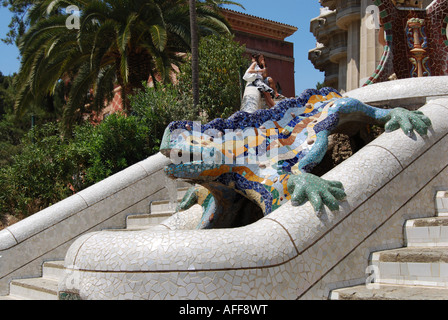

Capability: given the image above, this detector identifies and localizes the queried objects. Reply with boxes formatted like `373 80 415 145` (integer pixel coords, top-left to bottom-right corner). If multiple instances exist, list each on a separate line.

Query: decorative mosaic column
443 16 448 46
407 17 430 77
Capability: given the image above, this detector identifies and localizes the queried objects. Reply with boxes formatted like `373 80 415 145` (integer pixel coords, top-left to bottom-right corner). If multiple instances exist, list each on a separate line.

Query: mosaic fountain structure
364 0 448 85
0 0 448 300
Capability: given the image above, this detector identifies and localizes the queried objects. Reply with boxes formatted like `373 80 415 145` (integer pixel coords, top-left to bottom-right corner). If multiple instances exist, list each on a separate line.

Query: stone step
150 200 179 214
126 213 174 229
330 191 448 300
42 260 66 280
372 247 448 287
0 260 65 300
436 191 448 216
406 217 448 247
150 187 190 213
9 277 59 300
330 284 448 300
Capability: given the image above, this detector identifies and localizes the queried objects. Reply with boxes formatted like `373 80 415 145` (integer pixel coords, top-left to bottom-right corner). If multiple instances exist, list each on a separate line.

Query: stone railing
0 152 172 295
347 76 448 108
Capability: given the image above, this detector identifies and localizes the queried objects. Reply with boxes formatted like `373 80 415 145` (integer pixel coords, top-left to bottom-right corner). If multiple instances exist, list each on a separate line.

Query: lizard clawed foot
176 187 199 212
287 173 346 213
383 108 432 137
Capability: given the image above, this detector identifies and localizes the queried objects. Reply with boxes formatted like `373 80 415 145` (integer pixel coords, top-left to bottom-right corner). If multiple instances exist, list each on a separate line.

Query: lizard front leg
382 108 432 137
287 173 346 213
176 186 218 229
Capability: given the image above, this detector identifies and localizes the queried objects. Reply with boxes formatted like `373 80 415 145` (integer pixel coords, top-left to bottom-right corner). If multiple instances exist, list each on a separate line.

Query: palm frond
149 24 168 52
15 0 238 123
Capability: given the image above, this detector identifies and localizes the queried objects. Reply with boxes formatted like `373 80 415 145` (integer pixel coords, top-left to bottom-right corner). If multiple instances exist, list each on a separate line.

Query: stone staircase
126 186 189 230
0 186 190 300
3 189 447 300
331 191 448 300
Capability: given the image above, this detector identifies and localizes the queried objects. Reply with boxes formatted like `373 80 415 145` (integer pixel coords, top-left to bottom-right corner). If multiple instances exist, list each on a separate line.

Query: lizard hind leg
176 186 218 229
177 183 265 230
200 182 264 229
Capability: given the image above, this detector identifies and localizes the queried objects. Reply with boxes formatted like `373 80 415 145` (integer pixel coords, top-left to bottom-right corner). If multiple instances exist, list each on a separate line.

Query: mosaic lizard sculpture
160 88 431 229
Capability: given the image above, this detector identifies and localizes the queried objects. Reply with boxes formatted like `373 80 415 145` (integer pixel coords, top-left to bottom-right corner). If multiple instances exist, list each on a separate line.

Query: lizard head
160 121 229 183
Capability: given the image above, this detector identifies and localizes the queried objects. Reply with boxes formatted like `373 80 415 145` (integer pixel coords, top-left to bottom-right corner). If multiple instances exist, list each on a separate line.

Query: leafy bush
0 123 76 217
78 113 152 185
130 83 201 154
177 34 249 121
0 113 153 219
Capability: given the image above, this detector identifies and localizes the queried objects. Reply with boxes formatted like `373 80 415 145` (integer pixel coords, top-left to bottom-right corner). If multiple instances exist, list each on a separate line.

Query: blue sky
0 1 325 96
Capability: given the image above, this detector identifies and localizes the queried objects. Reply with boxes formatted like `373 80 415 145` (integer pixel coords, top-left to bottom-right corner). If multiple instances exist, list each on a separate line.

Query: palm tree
189 0 244 110
189 0 200 108
14 0 238 126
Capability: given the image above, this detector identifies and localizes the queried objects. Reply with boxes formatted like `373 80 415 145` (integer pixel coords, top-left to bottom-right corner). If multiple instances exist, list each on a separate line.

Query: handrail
347 76 448 107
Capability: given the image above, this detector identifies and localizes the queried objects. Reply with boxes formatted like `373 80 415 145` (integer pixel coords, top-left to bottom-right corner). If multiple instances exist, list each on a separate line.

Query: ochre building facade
222 9 298 98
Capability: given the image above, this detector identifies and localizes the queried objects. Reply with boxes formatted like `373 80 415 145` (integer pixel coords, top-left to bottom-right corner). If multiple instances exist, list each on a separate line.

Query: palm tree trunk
189 0 199 109
115 62 129 113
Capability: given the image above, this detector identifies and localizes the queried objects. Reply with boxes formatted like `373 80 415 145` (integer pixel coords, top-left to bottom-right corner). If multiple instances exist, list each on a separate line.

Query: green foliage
0 116 25 167
0 113 154 219
0 123 75 217
1 0 33 45
78 113 152 185
0 3 247 223
13 0 236 127
177 34 249 120
0 73 68 167
316 81 325 90
130 83 201 154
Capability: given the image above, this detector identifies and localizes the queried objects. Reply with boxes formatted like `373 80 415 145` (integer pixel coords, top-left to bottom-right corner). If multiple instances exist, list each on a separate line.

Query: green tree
13 0 236 127
177 34 249 120
1 0 34 45
316 81 325 90
0 71 15 117
77 113 152 185
189 1 244 111
0 72 68 167
0 72 24 166
0 116 25 167
0 123 76 217
189 0 200 108
0 113 155 219
130 83 201 153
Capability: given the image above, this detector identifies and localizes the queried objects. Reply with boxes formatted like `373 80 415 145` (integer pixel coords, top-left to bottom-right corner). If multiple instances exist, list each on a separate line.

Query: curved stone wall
346 76 448 107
